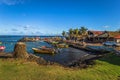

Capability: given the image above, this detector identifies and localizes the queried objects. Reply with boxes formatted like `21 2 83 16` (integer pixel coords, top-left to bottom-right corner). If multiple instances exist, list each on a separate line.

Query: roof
97 31 120 38
88 31 103 35
114 35 120 39
108 32 120 37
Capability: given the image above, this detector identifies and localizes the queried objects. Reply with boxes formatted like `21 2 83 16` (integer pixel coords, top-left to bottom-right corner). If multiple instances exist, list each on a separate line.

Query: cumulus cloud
0 0 25 5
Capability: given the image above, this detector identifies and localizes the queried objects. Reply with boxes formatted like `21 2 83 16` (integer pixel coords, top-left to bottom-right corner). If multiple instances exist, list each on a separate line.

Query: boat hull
56 44 69 48
32 48 55 54
0 46 5 52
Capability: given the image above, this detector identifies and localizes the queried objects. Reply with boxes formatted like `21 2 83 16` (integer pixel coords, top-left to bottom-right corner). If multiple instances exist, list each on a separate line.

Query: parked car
115 42 120 47
103 41 120 47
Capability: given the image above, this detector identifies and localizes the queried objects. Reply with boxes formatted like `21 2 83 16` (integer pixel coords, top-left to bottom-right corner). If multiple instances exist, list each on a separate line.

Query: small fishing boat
32 46 55 54
56 43 69 48
51 41 59 44
0 46 5 52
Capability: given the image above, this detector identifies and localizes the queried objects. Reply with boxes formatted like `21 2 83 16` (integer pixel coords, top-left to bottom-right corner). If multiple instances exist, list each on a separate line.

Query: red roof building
114 35 120 39
88 31 104 37
114 35 120 43
91 31 103 35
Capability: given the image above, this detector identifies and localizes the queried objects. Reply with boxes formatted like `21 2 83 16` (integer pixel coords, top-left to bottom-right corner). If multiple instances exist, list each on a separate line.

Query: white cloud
0 0 25 5
11 28 18 31
0 24 59 35
103 25 110 28
23 25 31 30
14 24 44 35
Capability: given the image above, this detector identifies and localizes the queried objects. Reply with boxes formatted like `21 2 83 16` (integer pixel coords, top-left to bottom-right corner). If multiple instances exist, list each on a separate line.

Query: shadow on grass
99 53 120 66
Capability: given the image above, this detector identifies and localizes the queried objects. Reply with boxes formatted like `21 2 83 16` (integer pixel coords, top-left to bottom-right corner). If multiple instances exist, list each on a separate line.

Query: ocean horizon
0 35 62 37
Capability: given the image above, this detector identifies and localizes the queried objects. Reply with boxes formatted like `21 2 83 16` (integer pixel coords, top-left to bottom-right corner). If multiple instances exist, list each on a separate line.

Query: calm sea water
0 35 92 65
0 35 61 53
0 35 67 64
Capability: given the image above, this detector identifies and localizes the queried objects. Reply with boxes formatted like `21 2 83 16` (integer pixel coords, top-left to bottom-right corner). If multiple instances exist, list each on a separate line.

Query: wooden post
13 42 29 58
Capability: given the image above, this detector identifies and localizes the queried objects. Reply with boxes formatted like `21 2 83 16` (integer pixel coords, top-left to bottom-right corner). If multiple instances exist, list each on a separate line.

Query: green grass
0 54 120 80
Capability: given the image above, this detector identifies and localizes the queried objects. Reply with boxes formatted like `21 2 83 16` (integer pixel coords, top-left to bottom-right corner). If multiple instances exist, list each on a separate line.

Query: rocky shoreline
18 37 40 42
0 42 102 68
1 39 119 68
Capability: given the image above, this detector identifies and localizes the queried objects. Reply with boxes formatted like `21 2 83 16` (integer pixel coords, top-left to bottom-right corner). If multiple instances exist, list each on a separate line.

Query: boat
52 41 59 44
56 43 69 48
0 46 5 52
51 41 59 45
32 46 55 54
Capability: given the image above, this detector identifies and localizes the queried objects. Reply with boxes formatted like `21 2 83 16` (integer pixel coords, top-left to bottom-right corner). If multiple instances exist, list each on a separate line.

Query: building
87 30 104 42
86 31 120 43
98 31 120 42
88 30 103 37
114 35 120 43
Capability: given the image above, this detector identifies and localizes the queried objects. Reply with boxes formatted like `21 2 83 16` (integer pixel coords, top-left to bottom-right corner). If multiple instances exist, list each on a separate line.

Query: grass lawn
0 54 120 80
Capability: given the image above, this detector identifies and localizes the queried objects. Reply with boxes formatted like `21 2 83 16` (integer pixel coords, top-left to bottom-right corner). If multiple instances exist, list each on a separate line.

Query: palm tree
79 26 88 35
74 28 79 36
69 28 74 40
73 28 79 41
62 31 66 37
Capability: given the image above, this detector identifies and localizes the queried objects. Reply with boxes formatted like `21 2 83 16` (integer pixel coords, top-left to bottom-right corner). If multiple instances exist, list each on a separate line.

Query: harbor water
0 35 95 65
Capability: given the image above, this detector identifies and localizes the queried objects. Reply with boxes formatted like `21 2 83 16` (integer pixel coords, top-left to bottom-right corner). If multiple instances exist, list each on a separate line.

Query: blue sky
0 0 120 35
